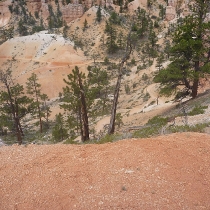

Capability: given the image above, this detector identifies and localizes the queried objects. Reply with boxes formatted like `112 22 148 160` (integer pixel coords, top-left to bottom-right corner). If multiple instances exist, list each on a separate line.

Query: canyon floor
0 132 210 209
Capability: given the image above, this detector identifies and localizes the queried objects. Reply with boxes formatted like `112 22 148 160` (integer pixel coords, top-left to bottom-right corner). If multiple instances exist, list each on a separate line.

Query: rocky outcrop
0 0 11 27
168 0 177 7
61 0 84 23
26 0 42 13
61 0 113 23
0 0 114 27
105 0 113 7
40 1 50 20
165 5 176 21
165 0 192 21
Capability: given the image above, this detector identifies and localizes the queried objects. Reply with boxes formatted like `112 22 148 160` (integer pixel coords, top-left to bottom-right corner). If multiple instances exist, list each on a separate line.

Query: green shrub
188 105 208 116
104 57 109 65
149 100 156 106
132 126 160 138
96 134 115 144
124 84 130 94
132 116 168 138
143 92 150 102
147 116 168 126
168 123 209 133
142 73 149 81
131 58 136 65
133 83 137 89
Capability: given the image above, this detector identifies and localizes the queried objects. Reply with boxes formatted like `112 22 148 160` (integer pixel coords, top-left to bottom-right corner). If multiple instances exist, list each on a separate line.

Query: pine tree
154 0 210 99
18 19 28 36
108 25 133 134
88 66 111 115
109 11 120 24
83 19 88 31
61 66 90 141
52 113 68 142
26 73 50 133
105 21 118 53
0 70 32 144
117 31 125 49
159 4 165 20
96 5 102 23
156 54 164 71
134 7 151 39
148 25 157 48
41 93 51 129
164 40 171 59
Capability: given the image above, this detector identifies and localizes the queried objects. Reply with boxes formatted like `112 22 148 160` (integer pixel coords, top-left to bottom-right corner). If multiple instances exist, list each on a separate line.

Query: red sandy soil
0 132 210 210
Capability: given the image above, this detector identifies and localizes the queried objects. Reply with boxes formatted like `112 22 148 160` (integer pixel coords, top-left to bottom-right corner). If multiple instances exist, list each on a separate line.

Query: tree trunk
108 27 133 135
78 107 84 141
78 74 89 141
34 85 43 133
192 61 200 98
192 78 199 98
108 67 122 134
15 117 22 145
102 87 108 112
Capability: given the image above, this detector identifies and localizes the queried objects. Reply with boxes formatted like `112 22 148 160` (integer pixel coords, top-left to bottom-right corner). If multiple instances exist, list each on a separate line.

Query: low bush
188 105 208 116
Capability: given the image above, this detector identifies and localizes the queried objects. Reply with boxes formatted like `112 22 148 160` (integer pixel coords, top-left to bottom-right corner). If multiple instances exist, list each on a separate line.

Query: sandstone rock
0 0 11 27
165 5 176 21
61 2 84 23
0 0 113 28
40 1 50 20
168 0 177 7
26 0 42 13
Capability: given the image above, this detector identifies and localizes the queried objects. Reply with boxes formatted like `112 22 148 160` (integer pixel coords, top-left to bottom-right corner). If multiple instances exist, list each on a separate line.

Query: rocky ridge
0 0 198 28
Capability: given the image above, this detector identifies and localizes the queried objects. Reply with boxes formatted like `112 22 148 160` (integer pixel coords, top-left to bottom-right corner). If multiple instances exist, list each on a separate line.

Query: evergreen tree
96 5 102 23
88 66 111 115
159 4 166 20
34 11 39 19
61 66 90 141
164 40 171 59
57 3 62 17
134 7 151 38
26 73 50 133
154 0 210 98
147 0 153 9
0 70 32 144
115 113 123 128
156 54 164 71
148 29 157 48
41 93 51 129
83 19 88 31
117 31 125 49
109 11 120 24
105 21 118 53
52 113 68 142
63 22 69 38
108 25 133 134
18 19 28 36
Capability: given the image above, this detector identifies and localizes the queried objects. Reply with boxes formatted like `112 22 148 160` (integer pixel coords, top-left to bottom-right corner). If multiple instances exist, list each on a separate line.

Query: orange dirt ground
0 132 210 210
